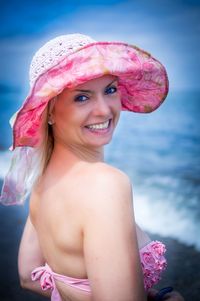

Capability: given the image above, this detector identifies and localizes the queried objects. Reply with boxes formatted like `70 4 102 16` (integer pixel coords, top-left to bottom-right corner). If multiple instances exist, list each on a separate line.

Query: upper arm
18 215 45 282
82 168 146 301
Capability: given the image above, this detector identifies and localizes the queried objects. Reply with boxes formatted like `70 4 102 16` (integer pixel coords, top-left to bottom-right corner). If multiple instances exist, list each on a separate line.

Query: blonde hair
41 115 54 175
41 97 56 174
32 98 56 188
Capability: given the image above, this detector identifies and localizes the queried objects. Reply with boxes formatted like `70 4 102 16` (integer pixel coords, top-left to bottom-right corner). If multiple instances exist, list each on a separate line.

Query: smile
85 120 110 130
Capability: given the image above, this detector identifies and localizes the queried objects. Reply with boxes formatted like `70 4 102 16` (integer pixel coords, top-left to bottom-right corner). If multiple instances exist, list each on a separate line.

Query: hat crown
29 33 96 86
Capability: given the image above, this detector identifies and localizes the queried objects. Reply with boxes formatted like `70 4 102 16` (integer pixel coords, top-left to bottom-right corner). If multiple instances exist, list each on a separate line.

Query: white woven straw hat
29 34 96 87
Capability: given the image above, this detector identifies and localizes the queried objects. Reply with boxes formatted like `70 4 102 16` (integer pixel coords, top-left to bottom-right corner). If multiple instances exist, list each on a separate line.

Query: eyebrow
73 79 118 93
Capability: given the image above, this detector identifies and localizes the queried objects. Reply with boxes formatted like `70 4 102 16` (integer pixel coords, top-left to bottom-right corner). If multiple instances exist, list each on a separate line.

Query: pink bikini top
32 240 167 301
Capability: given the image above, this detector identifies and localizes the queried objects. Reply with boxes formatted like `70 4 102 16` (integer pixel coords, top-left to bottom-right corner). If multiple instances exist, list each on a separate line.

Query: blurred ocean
0 87 200 250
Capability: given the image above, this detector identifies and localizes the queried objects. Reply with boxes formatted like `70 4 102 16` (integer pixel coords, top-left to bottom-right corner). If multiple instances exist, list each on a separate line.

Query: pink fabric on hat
0 147 38 205
13 42 168 149
31 241 167 300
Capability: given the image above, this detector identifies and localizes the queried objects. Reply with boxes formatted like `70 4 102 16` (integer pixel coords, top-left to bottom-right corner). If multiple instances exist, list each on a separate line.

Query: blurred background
0 0 200 300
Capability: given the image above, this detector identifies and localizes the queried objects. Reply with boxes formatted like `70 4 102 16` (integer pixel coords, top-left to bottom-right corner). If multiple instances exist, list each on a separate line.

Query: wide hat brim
12 41 168 149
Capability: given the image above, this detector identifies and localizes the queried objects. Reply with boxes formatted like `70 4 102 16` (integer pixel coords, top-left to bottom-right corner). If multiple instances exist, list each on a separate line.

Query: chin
87 136 113 148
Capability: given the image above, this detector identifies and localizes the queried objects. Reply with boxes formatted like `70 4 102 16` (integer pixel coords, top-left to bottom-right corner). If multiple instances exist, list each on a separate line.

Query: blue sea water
0 88 200 250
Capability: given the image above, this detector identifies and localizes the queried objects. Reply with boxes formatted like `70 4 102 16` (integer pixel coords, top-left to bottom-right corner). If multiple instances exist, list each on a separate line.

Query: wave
134 192 200 251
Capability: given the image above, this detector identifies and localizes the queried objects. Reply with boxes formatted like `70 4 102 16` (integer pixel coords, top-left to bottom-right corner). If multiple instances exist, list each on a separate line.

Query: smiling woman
0 33 184 301
50 76 121 154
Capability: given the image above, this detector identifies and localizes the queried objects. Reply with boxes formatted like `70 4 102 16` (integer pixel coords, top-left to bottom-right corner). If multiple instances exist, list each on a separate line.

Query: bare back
30 161 95 300
30 161 149 300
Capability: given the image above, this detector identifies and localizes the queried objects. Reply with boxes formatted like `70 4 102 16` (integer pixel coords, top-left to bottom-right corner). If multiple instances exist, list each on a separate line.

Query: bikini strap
32 263 62 301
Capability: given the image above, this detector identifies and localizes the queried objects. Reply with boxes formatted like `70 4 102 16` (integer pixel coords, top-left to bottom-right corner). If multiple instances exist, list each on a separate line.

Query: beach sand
0 191 199 301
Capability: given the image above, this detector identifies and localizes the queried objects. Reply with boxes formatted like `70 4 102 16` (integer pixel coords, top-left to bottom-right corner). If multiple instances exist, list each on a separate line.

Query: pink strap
32 263 91 301
32 263 62 301
31 241 167 297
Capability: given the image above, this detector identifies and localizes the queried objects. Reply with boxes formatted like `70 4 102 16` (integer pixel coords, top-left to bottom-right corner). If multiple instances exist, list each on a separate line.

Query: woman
1 34 184 301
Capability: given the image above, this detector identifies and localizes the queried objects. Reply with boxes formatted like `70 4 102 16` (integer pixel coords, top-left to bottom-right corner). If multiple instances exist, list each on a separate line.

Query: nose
93 93 111 117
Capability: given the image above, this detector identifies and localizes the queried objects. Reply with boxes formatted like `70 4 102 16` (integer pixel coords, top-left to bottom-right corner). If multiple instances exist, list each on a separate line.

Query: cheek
114 95 122 113
54 101 72 122
112 97 121 126
55 107 85 131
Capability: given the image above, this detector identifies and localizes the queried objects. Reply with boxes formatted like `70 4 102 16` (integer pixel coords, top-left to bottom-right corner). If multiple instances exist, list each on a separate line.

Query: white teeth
86 120 110 130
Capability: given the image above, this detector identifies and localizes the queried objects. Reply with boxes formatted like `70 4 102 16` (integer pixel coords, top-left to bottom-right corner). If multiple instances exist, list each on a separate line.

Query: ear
48 97 57 125
48 97 57 114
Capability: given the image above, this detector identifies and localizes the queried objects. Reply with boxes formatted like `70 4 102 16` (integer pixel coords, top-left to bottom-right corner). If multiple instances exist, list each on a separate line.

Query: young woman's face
51 75 121 150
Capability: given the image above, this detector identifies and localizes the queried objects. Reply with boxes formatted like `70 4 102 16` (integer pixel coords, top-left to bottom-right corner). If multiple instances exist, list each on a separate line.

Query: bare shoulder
81 162 133 218
88 162 132 189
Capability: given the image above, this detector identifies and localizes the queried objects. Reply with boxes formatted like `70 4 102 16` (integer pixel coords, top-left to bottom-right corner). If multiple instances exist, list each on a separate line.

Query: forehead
57 74 118 100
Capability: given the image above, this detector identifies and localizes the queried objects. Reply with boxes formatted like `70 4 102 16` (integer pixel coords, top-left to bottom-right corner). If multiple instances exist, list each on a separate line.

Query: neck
50 141 104 168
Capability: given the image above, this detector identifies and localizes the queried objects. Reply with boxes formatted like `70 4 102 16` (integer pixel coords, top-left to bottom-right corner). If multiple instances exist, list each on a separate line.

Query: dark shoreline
0 193 200 300
149 233 200 301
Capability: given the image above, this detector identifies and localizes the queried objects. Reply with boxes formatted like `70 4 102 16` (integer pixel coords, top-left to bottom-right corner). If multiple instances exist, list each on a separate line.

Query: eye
74 94 89 103
105 86 117 95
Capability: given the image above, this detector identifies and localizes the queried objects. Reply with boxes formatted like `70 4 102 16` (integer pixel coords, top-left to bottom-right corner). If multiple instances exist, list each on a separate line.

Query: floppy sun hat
0 33 169 205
